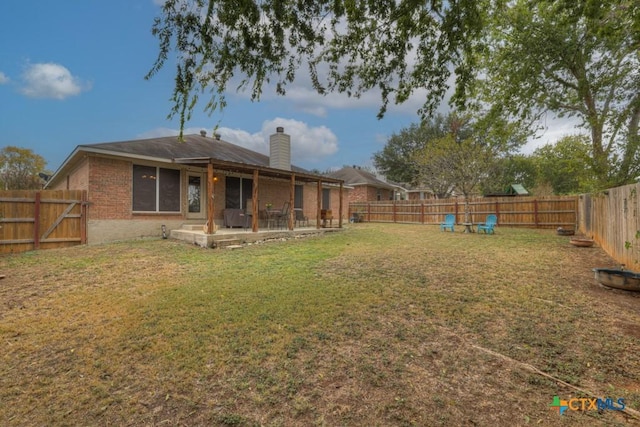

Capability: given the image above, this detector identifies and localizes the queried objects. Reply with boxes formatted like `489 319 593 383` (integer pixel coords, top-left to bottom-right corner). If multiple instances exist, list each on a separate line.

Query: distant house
46 128 345 244
327 166 406 202
404 183 436 201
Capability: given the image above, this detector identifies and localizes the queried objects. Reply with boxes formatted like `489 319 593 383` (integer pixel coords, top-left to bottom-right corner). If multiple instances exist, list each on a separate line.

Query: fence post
534 199 539 228
33 192 41 250
421 202 425 224
367 202 371 222
455 201 459 223
393 200 397 223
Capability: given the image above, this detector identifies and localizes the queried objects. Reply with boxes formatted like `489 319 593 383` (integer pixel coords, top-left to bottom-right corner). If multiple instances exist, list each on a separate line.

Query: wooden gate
0 190 87 254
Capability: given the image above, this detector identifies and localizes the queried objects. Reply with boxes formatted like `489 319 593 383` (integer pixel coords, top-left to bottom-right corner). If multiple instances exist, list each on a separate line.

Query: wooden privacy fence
0 190 87 254
578 183 640 271
349 196 578 229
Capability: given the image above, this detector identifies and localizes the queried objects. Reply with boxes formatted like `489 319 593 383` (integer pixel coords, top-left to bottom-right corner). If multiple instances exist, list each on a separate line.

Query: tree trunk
617 97 640 184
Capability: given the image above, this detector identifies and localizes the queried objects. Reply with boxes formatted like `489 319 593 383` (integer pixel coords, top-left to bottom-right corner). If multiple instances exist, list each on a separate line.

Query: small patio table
263 209 281 230
462 222 475 233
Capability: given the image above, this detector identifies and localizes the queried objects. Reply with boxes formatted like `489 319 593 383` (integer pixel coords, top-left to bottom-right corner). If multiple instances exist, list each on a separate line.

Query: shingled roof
327 166 397 190
80 133 310 173
49 133 342 186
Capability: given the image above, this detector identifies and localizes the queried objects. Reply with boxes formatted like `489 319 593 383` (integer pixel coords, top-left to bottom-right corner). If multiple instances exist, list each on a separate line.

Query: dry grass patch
1 224 639 426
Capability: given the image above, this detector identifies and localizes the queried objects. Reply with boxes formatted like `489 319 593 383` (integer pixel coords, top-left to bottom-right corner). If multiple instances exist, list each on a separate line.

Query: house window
322 188 331 208
188 175 201 213
294 184 303 209
132 165 181 212
225 176 253 209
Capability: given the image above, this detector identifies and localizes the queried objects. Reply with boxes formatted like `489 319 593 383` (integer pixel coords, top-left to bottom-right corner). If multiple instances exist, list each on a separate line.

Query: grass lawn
1 223 639 426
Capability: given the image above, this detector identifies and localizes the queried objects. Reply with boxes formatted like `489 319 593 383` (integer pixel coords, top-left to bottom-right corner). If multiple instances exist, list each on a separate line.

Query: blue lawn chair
477 214 497 234
440 214 455 232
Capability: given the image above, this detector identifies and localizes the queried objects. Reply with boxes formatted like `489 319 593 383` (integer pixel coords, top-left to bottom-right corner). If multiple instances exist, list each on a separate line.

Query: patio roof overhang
173 157 343 185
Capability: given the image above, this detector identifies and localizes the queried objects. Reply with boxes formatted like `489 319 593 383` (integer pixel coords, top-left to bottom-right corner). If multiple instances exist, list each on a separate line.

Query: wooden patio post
316 180 322 229
338 182 343 228
289 174 295 230
252 170 259 232
207 163 215 234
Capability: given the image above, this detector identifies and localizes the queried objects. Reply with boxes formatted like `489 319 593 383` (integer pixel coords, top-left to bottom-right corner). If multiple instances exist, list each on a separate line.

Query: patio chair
276 202 290 229
321 209 333 228
440 214 455 232
477 214 497 234
295 208 309 227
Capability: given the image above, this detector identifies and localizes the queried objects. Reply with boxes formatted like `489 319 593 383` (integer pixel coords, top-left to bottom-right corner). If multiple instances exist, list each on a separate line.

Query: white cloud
217 118 340 164
261 118 339 162
0 72 9 84
20 63 89 99
215 127 266 153
139 118 339 165
521 115 585 154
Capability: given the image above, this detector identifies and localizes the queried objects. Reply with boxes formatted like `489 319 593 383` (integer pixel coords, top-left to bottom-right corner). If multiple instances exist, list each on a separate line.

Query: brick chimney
269 127 291 170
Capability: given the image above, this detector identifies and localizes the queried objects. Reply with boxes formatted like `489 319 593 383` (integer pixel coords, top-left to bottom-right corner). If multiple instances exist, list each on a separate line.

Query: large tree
530 134 596 195
372 114 473 185
481 154 537 196
147 0 483 135
0 146 48 190
413 132 498 220
476 0 640 187
148 0 638 189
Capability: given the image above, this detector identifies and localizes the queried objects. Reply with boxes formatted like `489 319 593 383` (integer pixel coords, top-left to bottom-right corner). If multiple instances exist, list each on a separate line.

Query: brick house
405 184 436 200
328 166 406 203
46 128 345 244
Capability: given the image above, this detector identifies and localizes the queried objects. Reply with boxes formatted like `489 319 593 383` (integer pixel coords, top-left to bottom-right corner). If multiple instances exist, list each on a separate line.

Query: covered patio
173 156 345 235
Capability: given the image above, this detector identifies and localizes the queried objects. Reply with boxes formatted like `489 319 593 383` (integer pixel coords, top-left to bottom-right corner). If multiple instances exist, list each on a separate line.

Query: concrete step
215 238 242 249
181 224 207 231
170 228 215 248
225 244 244 250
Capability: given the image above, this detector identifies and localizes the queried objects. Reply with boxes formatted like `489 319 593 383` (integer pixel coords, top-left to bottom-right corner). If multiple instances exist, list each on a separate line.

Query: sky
0 1 580 176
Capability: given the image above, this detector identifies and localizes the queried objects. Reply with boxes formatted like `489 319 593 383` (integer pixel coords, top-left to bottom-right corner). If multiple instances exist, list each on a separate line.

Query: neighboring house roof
402 182 434 193
48 133 340 187
327 166 401 191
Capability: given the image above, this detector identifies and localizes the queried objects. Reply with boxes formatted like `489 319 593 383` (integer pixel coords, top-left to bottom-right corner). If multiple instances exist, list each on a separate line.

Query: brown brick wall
346 185 393 203
349 186 369 203
49 158 90 191
88 157 133 220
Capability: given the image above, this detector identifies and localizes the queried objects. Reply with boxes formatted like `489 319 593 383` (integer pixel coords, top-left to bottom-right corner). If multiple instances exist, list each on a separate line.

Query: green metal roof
508 184 529 195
